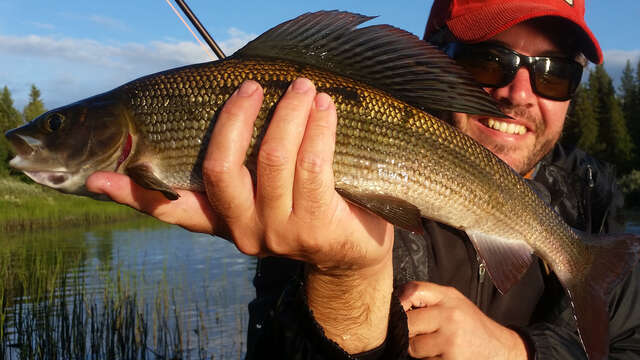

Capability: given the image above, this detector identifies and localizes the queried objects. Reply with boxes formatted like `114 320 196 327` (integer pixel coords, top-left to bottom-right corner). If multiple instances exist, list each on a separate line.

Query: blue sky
1 0 639 111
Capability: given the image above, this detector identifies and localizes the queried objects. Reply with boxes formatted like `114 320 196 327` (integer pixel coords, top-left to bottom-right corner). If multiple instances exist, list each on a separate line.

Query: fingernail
314 93 331 110
237 81 258 97
291 78 312 93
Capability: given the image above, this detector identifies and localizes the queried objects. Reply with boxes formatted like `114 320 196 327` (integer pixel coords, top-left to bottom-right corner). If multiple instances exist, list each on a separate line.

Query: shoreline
0 176 143 232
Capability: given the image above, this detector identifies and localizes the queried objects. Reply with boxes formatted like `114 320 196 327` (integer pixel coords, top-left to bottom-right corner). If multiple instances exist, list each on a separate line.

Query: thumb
398 281 448 311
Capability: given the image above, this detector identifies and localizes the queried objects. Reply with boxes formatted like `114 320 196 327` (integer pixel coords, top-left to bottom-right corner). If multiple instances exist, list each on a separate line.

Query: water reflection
1 217 255 358
2 213 640 359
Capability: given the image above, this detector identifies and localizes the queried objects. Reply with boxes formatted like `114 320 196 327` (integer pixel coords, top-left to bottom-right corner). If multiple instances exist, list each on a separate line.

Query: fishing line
164 0 216 60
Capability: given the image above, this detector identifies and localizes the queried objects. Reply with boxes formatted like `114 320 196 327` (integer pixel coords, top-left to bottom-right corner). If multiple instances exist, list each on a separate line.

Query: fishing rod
166 0 226 60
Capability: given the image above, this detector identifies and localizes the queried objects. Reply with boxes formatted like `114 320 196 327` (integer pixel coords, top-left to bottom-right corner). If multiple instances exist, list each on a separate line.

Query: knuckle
258 145 290 172
297 152 327 177
263 229 289 256
234 239 261 256
449 307 465 323
202 158 234 179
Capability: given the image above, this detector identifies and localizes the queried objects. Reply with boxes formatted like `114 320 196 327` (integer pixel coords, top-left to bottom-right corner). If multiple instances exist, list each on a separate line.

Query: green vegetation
562 60 640 207
22 85 47 123
0 177 139 231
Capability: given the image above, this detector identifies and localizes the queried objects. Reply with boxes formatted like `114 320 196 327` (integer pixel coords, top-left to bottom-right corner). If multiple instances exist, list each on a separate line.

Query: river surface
2 212 640 359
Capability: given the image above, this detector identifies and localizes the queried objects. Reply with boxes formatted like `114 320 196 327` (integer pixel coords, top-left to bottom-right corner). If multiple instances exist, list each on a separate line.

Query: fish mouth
8 156 71 188
478 117 529 136
23 170 71 187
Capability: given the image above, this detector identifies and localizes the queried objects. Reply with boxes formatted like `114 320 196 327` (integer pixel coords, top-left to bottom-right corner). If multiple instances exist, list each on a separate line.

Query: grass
0 176 140 231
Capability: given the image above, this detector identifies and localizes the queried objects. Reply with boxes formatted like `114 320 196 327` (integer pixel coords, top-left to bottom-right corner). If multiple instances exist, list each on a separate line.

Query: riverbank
0 177 141 232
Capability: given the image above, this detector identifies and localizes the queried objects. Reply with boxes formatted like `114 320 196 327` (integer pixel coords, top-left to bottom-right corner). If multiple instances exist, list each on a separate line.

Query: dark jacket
245 143 640 359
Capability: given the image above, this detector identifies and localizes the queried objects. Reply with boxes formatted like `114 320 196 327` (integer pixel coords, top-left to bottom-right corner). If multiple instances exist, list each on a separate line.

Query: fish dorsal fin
466 230 534 294
336 188 424 234
233 11 505 118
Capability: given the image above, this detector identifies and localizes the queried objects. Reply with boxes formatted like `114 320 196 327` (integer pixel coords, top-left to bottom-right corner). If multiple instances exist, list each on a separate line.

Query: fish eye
45 113 64 132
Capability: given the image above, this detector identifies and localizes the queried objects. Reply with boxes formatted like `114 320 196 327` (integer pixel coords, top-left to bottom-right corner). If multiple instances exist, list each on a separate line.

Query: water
2 213 640 359
1 217 255 358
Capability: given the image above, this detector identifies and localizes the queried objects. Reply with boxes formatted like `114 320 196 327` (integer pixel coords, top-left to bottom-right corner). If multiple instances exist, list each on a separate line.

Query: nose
490 67 537 106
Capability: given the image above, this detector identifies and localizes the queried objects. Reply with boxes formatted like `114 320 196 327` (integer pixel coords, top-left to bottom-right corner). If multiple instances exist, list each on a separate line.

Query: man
86 0 639 358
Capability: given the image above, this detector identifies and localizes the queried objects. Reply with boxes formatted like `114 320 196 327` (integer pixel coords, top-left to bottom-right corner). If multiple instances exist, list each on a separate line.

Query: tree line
563 60 640 206
1 63 640 205
0 85 46 177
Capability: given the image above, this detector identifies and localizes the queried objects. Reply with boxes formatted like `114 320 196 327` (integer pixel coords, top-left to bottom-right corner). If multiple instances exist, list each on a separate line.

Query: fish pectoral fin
336 188 424 234
466 230 534 294
126 163 180 200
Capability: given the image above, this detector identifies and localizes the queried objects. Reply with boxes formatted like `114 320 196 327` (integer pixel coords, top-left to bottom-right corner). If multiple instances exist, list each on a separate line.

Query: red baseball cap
424 0 603 64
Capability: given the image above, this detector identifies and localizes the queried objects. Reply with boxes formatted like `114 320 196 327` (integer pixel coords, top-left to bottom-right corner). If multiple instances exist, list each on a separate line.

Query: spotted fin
126 163 179 200
336 188 424 234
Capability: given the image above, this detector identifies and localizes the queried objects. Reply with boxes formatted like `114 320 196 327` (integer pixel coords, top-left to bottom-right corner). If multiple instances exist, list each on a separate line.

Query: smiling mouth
481 118 527 135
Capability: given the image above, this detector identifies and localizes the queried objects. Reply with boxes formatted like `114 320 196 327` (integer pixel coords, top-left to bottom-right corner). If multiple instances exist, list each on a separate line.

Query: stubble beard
490 104 556 175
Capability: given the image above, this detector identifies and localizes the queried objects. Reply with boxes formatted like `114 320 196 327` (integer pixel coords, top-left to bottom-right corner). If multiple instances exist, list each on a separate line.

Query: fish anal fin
466 230 534 294
558 232 640 360
336 188 423 234
126 163 180 200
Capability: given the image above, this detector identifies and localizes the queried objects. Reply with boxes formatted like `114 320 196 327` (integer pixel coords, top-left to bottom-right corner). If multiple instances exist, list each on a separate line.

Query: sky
1 0 639 111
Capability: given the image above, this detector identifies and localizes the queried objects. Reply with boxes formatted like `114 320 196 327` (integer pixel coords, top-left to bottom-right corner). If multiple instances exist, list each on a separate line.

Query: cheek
538 100 570 137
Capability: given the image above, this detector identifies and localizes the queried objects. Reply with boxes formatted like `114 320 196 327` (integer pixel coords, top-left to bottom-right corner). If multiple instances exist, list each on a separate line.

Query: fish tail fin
557 232 640 360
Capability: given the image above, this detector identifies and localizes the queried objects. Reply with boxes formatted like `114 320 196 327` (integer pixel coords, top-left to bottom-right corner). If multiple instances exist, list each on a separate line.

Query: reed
0 246 248 359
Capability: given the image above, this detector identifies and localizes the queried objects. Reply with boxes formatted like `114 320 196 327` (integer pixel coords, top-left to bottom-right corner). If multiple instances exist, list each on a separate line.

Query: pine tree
0 86 22 177
22 84 46 122
620 60 636 118
632 59 640 170
589 65 634 173
0 86 21 131
563 84 603 153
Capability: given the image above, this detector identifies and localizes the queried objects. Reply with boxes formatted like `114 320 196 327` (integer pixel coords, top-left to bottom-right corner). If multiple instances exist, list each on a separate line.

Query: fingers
406 306 441 337
409 331 447 359
86 171 216 233
292 92 338 222
203 80 263 250
256 78 317 227
398 281 449 311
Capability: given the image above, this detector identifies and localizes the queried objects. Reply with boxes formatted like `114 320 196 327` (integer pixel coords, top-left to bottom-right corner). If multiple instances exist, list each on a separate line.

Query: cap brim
446 2 602 64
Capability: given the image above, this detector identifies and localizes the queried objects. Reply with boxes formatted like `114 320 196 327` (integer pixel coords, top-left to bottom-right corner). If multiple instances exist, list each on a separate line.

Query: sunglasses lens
453 46 514 87
447 43 582 101
532 58 582 100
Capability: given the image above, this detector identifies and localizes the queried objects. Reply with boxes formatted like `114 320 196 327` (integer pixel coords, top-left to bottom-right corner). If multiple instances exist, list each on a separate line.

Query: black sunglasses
442 42 584 101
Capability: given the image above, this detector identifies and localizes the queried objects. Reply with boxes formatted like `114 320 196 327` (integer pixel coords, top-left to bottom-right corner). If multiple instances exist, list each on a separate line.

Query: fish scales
125 57 592 279
6 11 640 360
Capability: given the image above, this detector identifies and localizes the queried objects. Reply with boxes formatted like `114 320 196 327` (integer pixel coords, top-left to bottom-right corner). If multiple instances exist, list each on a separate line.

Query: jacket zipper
585 165 594 233
476 255 487 307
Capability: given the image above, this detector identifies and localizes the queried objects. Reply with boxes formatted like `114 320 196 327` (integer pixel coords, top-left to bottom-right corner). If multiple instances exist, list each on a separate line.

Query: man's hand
86 78 394 353
398 281 528 360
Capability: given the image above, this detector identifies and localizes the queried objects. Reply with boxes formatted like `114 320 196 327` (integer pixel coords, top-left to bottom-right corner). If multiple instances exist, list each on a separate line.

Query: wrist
305 251 393 354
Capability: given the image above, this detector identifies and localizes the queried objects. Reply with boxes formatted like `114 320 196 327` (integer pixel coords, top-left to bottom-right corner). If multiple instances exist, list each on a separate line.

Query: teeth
486 119 526 135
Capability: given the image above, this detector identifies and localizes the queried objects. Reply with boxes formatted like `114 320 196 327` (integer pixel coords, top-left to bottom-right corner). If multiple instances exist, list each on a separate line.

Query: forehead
489 17 581 57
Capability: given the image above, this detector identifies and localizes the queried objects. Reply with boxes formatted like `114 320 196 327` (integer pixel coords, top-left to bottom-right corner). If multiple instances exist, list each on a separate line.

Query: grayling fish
5 11 639 359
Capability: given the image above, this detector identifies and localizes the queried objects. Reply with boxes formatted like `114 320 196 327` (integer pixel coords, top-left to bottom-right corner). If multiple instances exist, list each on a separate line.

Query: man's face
451 20 574 175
